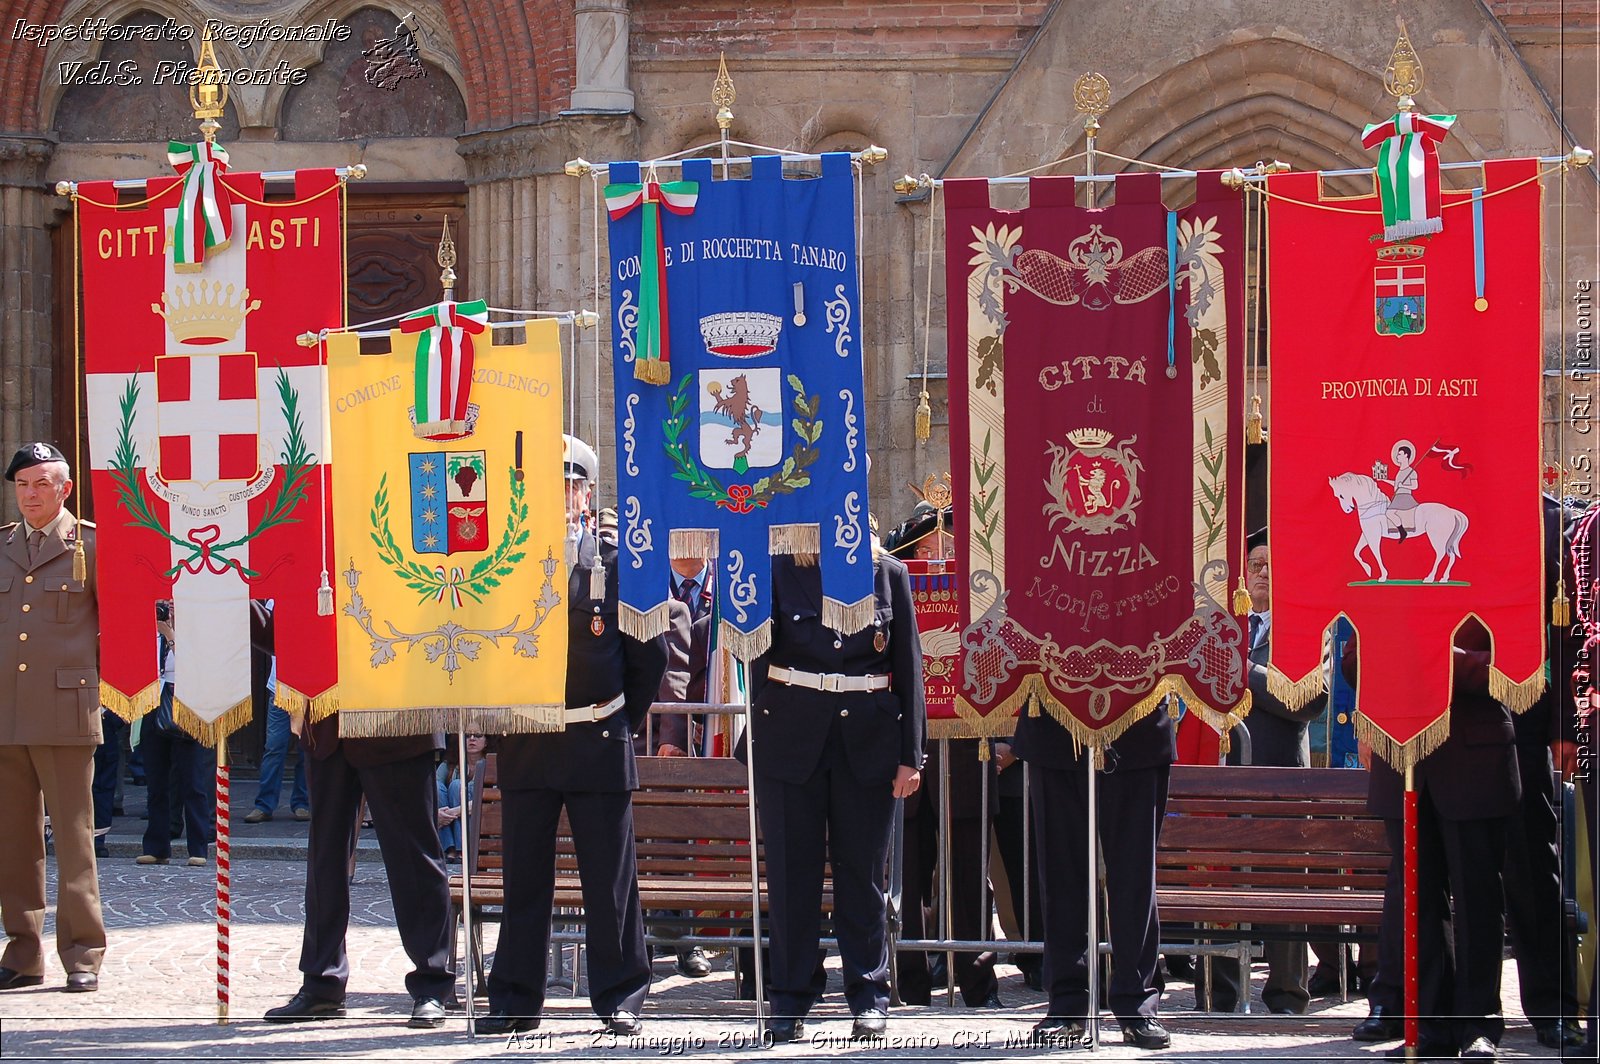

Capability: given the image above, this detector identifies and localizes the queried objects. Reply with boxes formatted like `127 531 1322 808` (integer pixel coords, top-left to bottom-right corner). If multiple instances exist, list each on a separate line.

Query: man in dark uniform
477 435 668 1036
0 444 105 993
1014 705 1175 1049
1352 619 1520 1061
749 549 926 1042
263 719 454 1027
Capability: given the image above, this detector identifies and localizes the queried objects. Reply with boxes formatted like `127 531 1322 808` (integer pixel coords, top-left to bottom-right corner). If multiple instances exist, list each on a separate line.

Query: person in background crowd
245 601 309 825
477 435 668 1037
0 444 105 993
136 601 213 867
436 734 487 860
90 707 127 859
744 543 925 1043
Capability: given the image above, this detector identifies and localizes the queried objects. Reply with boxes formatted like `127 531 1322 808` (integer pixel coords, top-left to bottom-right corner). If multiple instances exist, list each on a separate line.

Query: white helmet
562 434 599 482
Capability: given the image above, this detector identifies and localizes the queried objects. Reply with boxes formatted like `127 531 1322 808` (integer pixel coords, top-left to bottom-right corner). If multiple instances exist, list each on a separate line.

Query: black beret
5 442 67 482
1246 525 1268 552
884 502 956 559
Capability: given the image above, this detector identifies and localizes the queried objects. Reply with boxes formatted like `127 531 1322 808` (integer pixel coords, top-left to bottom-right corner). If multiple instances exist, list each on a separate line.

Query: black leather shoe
1460 1037 1496 1060
64 972 97 993
0 967 43 990
1022 967 1044 991
1031 1016 1085 1043
264 990 346 1023
766 1017 805 1043
1385 1038 1458 1061
408 997 446 1029
675 946 712 978
1353 1006 1403 1043
1534 1021 1586 1049
473 1011 539 1035
851 1008 888 1039
606 1011 642 1036
974 990 1004 1009
1121 1017 1172 1050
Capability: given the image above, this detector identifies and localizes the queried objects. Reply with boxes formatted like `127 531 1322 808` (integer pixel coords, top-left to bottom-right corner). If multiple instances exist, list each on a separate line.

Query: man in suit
1014 703 1174 1048
0 443 105 993
477 435 668 1036
1197 528 1326 1014
1352 619 1520 1061
263 718 454 1027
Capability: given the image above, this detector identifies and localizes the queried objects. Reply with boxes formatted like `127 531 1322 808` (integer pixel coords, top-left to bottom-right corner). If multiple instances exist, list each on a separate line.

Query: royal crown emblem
151 282 261 345
700 312 782 358
1375 241 1426 262
1043 429 1144 536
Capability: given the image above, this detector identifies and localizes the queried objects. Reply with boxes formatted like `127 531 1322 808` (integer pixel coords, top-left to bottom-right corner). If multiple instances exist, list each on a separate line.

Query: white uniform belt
564 692 625 724
768 665 891 694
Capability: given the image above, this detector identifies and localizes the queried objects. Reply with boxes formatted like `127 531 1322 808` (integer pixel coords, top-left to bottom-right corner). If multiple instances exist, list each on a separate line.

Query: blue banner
607 153 872 660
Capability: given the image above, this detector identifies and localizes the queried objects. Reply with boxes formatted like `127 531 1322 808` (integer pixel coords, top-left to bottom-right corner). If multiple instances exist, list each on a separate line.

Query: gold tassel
1553 585 1572 628
1233 581 1251 615
317 570 334 616
1247 395 1265 444
914 390 932 442
978 738 991 762
1218 728 1232 756
73 539 87 583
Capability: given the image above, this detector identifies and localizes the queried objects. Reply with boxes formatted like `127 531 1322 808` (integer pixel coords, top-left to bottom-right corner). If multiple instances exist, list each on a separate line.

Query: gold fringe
769 523 821 555
619 600 674 642
1265 663 1327 713
413 419 453 439
311 689 340 721
278 682 341 723
822 594 875 635
719 619 773 663
1553 587 1572 628
1232 583 1251 616
100 680 161 723
1355 710 1452 773
334 704 568 738
914 391 932 442
171 694 254 749
1490 666 1547 715
274 683 307 717
635 358 671 386
669 528 720 560
72 540 86 584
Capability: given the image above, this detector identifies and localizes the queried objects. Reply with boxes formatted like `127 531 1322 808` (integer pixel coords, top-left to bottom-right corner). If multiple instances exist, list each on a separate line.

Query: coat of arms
1374 258 1426 337
409 450 488 555
1043 428 1144 536
699 368 782 474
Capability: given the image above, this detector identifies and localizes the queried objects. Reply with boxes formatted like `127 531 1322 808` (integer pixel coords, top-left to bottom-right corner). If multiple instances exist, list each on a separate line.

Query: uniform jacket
1011 694 1176 773
308 716 441 768
1358 618 1521 820
745 553 926 786
1227 625 1329 768
0 513 101 746
497 532 668 792
651 597 696 754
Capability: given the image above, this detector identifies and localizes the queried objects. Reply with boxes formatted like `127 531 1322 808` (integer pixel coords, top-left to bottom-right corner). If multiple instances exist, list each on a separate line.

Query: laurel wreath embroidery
110 370 315 579
369 463 529 605
661 372 821 512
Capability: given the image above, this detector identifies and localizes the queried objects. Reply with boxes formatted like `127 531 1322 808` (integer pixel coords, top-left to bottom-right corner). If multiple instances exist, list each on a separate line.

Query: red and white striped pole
216 740 231 1025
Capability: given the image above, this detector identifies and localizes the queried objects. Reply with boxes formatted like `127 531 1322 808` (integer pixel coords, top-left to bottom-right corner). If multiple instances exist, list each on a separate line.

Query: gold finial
1384 21 1423 111
564 157 594 177
712 52 736 132
1073 72 1111 134
894 174 928 195
189 23 229 141
437 217 457 299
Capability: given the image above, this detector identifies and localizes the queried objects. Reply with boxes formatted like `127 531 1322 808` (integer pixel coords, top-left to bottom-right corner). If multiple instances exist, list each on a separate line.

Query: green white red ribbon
167 140 234 269
400 299 488 439
434 565 465 608
1360 112 1457 243
604 180 699 384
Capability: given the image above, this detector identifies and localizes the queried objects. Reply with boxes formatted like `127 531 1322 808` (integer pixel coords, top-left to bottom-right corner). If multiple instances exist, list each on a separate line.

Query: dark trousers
994 790 1043 977
1031 761 1167 1024
488 787 650 1020
139 722 212 861
1193 929 1309 1013
92 711 128 832
754 735 896 1019
1378 797 1509 1048
897 802 998 1006
299 748 452 1002
1503 746 1578 1027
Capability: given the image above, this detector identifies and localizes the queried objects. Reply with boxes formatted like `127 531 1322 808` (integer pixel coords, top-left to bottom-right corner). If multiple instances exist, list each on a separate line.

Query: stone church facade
0 0 1593 522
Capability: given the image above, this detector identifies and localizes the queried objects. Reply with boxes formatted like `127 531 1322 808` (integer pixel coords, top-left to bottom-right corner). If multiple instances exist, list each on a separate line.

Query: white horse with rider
1328 471 1468 583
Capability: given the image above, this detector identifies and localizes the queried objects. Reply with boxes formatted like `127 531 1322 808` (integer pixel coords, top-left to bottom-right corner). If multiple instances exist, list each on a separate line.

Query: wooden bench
1156 764 1389 1009
449 752 842 992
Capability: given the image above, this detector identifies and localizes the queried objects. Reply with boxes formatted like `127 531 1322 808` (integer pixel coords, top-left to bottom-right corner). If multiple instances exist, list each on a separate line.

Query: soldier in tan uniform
0 443 105 993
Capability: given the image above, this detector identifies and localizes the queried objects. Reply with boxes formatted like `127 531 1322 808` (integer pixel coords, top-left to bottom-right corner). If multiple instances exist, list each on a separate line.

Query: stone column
570 0 634 113
0 136 57 522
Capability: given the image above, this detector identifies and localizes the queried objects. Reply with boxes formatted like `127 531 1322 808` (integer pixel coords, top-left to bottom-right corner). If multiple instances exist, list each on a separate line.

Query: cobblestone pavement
0 855 1567 1062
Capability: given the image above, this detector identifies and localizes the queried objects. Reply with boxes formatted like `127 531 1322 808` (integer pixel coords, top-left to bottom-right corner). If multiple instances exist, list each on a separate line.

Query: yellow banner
327 322 568 736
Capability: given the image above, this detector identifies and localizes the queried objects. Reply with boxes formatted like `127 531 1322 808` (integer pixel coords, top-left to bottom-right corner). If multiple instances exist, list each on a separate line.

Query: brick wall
632 0 1055 59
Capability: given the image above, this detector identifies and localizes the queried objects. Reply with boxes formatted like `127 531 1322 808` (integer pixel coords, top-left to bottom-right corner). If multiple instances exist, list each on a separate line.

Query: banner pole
1086 748 1100 1051
459 718 475 1035
215 738 230 1026
940 738 955 1007
1404 764 1418 1060
739 677 767 1038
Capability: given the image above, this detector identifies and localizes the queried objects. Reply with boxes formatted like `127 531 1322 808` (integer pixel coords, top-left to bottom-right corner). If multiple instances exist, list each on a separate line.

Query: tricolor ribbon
167 140 234 269
400 299 489 439
1360 112 1457 243
433 565 465 609
604 179 700 385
